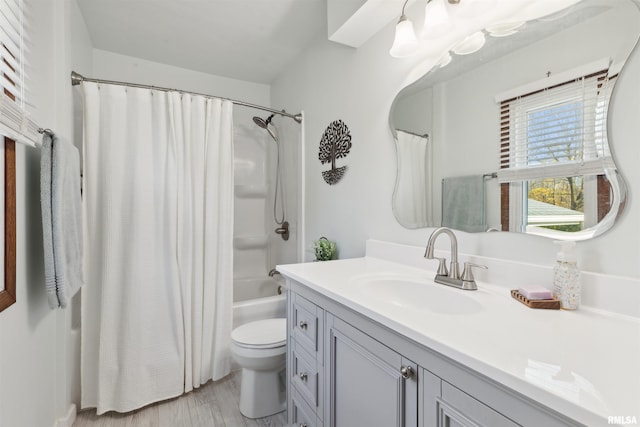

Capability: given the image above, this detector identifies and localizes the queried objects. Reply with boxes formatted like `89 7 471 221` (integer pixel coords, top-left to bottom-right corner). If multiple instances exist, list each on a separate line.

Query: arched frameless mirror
389 0 640 240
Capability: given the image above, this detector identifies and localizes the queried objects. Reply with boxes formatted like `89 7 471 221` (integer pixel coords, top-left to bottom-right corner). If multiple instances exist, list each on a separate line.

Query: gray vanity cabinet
286 282 580 427
325 313 418 427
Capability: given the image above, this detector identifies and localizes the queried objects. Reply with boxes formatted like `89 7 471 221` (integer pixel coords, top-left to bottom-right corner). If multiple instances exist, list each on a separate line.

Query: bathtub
232 276 286 329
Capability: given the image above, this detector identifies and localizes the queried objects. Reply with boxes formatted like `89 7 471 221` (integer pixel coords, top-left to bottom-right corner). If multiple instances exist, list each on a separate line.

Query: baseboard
54 404 76 427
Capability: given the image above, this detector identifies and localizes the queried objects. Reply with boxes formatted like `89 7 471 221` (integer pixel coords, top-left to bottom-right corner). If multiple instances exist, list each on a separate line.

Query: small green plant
313 237 336 261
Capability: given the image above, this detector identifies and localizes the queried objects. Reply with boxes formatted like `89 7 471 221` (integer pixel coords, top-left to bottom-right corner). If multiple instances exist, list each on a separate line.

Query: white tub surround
232 275 286 330
232 113 301 329
278 240 640 426
233 294 286 330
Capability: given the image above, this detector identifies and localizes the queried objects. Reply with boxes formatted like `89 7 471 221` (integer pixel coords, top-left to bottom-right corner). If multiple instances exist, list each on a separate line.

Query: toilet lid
231 318 287 349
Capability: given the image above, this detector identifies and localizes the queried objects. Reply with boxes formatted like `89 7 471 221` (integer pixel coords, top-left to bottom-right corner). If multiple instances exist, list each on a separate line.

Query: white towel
41 134 84 308
41 135 57 308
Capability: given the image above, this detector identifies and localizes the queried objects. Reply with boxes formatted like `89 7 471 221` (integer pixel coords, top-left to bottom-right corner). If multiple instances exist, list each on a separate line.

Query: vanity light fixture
390 0 419 58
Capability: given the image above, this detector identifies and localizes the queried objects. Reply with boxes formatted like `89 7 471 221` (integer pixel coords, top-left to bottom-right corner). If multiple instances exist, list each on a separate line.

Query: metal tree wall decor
319 119 352 185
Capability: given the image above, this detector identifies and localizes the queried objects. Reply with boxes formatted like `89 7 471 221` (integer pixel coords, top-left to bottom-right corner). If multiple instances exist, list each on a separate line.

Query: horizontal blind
0 0 39 146
498 70 614 183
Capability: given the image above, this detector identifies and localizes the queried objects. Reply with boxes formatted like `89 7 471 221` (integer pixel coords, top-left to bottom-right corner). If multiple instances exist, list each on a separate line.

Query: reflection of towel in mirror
442 175 486 233
41 134 84 309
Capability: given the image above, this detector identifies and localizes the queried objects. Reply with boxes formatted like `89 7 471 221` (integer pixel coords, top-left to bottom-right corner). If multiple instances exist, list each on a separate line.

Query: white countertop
277 255 640 426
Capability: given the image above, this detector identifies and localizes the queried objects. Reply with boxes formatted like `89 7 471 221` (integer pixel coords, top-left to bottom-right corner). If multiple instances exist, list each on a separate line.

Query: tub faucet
268 269 284 294
424 227 485 291
268 268 280 277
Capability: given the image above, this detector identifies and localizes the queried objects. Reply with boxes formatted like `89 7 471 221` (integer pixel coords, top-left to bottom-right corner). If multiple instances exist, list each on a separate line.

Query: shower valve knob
274 221 290 241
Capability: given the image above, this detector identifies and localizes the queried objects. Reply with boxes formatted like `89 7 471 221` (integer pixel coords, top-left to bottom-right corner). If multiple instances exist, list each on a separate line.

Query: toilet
230 318 287 419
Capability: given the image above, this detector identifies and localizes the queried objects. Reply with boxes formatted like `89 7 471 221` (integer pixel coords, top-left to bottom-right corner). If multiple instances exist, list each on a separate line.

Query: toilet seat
231 318 286 349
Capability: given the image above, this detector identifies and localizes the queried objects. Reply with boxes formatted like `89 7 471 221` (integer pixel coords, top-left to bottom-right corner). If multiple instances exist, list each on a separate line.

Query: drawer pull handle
299 320 308 330
300 424 307 427
299 372 308 381
400 366 414 379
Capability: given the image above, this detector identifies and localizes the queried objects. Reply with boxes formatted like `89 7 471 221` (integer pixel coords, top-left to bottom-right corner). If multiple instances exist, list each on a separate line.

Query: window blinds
497 69 615 183
0 0 39 146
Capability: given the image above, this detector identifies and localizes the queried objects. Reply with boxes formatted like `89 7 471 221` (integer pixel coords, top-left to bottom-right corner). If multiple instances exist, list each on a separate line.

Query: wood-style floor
73 370 287 427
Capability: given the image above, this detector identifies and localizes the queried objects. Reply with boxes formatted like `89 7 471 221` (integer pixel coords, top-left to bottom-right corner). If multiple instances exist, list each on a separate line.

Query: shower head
253 114 274 129
253 114 278 142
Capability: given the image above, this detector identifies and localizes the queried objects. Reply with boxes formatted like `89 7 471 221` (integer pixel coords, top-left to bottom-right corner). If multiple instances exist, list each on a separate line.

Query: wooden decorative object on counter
511 289 561 310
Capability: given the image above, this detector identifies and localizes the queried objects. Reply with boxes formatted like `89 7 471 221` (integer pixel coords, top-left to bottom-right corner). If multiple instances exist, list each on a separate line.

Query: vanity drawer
291 347 321 411
291 293 323 361
291 387 322 427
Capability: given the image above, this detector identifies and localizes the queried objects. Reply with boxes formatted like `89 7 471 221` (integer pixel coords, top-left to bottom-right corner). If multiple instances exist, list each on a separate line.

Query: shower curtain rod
396 128 428 138
70 71 303 124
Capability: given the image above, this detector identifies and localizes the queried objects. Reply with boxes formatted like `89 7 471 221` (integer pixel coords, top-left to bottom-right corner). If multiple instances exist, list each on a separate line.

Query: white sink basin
351 275 482 315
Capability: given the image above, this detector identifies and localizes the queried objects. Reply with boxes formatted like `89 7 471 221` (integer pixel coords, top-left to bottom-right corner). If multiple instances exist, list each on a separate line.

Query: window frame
0 136 15 312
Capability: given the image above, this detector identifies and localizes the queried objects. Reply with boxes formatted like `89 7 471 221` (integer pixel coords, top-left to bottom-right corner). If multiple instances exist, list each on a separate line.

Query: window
497 65 615 237
0 0 39 146
0 0 26 312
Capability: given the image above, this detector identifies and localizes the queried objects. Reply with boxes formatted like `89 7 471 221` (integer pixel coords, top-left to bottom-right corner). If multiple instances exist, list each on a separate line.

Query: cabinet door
325 314 418 427
422 374 519 427
441 382 519 427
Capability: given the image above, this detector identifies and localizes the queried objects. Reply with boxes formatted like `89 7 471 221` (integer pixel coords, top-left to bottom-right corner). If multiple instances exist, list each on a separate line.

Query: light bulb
390 16 419 58
422 0 452 39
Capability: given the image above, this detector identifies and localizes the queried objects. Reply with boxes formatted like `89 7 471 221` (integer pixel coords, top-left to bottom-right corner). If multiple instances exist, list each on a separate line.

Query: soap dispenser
552 241 580 310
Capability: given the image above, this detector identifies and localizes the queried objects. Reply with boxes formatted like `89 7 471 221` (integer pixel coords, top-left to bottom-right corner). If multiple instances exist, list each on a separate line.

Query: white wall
271 4 640 279
0 1 92 426
91 49 270 105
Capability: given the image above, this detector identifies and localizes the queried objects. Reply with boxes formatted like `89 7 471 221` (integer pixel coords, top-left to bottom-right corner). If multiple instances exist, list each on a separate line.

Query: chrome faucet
424 227 460 279
424 227 486 291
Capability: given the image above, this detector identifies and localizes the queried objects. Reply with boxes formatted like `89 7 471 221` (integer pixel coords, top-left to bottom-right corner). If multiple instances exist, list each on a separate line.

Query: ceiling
76 0 327 84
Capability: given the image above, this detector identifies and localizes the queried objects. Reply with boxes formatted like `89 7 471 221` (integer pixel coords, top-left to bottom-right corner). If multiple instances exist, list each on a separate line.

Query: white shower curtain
80 83 234 414
393 130 432 228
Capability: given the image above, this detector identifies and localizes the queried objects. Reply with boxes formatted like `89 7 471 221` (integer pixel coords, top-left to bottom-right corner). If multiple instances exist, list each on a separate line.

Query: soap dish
511 289 560 310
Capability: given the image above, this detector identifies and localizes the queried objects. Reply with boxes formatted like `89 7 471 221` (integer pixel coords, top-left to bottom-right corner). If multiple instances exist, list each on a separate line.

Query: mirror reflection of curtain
393 130 432 228
81 82 234 414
